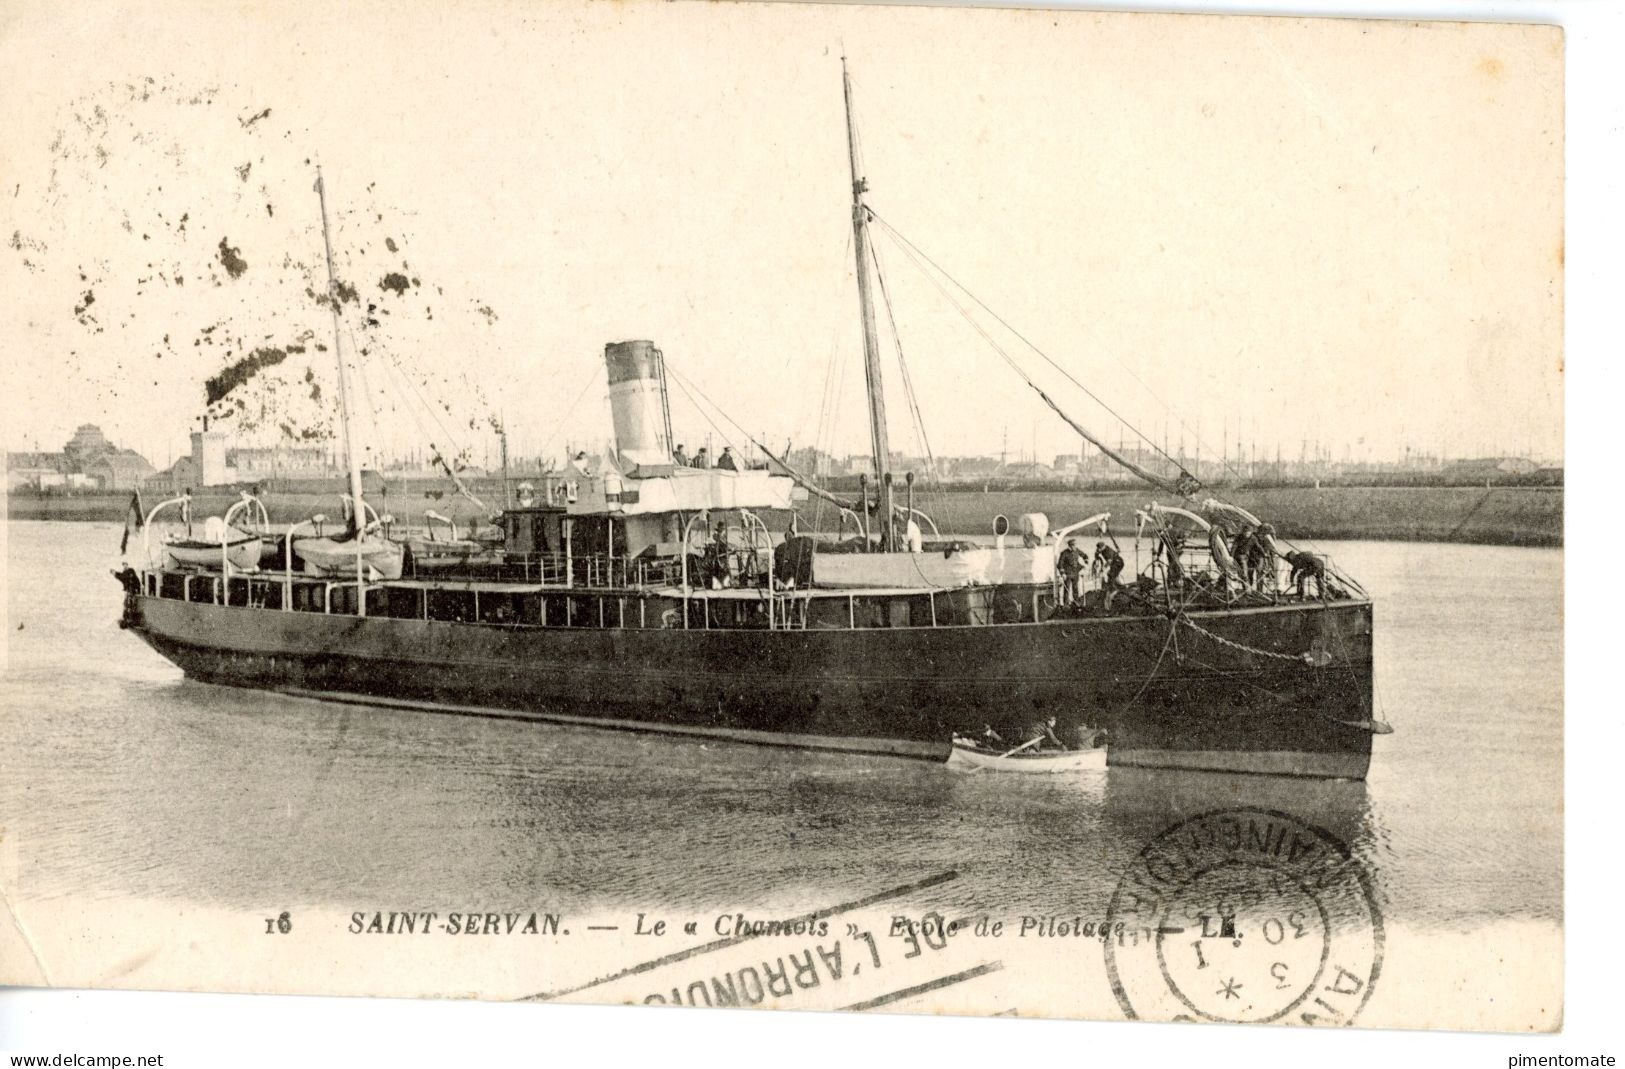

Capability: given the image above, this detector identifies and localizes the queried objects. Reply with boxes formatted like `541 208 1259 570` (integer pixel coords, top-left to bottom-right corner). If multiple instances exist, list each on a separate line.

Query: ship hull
122 591 1375 778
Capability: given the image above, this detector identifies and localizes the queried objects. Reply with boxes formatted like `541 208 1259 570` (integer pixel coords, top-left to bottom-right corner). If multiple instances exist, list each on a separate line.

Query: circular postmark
1104 807 1382 1026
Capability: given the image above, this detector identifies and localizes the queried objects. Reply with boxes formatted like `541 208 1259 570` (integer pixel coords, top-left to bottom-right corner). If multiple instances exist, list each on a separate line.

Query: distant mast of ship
842 57 895 552
314 166 369 589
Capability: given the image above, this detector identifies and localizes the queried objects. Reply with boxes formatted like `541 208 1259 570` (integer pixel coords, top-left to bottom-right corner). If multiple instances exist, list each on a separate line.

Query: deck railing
398 550 689 589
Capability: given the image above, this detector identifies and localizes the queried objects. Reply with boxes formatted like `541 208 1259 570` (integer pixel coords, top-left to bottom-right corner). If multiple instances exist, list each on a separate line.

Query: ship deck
129 562 1359 635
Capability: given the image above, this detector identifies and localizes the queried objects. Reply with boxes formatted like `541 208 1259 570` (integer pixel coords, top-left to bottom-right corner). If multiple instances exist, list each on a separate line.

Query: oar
998 736 1045 758
962 735 1044 775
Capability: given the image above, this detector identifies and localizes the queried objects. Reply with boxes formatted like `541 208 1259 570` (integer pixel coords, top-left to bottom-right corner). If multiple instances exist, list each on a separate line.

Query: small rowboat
165 534 264 571
946 740 1106 774
295 535 406 580
404 536 490 572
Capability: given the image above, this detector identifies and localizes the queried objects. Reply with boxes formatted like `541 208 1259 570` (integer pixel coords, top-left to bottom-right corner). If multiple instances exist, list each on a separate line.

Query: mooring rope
1110 619 1179 718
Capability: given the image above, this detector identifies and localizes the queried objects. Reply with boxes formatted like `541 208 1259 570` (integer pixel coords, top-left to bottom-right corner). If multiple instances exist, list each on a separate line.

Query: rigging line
809 258 851 476
369 316 492 463
373 340 460 486
867 209 1190 475
534 363 606 463
795 228 854 396
810 321 856 530
664 365 745 459
874 209 1252 492
781 309 834 527
366 338 460 481
662 363 745 450
872 222 1190 497
342 325 385 472
1111 622 1178 719
367 339 496 520
823 325 856 471
817 232 856 447
871 206 1229 482
871 224 1032 396
869 235 939 486
666 361 857 516
809 335 844 530
371 336 474 465
663 359 780 454
804 229 858 473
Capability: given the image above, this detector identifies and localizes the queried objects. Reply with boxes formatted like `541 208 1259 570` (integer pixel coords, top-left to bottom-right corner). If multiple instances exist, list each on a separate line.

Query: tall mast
499 417 511 508
314 168 368 577
842 57 894 551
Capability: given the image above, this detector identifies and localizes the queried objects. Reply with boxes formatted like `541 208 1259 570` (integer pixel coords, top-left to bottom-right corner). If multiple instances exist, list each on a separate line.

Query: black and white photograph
0 0 1581 1059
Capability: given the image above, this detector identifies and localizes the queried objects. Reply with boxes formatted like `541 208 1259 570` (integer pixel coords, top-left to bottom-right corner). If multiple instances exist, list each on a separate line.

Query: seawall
8 484 1563 547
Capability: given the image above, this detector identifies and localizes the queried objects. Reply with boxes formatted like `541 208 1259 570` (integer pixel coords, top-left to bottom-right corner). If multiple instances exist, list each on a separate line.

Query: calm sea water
1 521 1561 931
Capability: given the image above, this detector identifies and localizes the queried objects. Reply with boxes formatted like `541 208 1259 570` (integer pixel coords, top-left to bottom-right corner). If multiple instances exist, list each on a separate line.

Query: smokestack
604 340 674 469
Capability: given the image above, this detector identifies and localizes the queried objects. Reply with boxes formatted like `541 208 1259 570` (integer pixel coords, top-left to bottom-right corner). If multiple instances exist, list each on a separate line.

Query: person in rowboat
1076 724 1107 749
1023 715 1069 751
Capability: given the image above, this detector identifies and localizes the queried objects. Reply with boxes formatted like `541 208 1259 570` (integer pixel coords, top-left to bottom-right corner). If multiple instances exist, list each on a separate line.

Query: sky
0 0 1564 475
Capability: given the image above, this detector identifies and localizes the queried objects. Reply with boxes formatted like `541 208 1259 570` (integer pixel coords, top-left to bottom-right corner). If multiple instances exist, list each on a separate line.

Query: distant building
6 424 152 491
62 423 114 466
145 457 199 495
191 429 229 487
1446 456 1539 479
7 452 60 490
86 451 155 490
946 456 1001 478
227 445 330 478
169 435 333 488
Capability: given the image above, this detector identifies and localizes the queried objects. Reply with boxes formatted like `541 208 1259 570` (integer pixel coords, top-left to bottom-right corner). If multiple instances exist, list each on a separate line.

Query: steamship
115 63 1383 779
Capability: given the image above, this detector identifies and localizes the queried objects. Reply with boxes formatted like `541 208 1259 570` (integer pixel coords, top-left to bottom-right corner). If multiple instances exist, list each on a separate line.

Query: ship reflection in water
1101 765 1379 871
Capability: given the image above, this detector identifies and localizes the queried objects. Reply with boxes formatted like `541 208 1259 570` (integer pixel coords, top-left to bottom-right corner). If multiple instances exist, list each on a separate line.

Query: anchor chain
1174 614 1325 665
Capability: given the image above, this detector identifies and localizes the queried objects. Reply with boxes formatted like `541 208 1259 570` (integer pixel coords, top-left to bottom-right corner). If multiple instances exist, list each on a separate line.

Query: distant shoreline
7 484 1563 547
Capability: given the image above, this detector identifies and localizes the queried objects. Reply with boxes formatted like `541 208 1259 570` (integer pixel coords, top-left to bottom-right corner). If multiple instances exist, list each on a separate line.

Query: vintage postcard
0 0 1562 1035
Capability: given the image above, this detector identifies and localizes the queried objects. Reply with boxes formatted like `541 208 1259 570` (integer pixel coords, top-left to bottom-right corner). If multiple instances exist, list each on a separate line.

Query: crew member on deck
1094 539 1125 611
570 451 591 476
1233 524 1258 587
1094 541 1124 584
1157 528 1186 587
691 447 711 469
716 446 739 471
1250 523 1278 591
706 522 731 587
1284 550 1326 598
673 444 689 466
1057 538 1087 606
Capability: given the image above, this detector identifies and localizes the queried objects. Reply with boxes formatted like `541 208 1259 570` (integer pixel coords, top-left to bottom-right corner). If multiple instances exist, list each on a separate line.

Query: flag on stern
120 489 145 554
